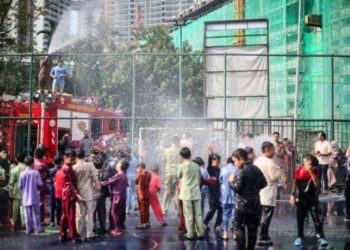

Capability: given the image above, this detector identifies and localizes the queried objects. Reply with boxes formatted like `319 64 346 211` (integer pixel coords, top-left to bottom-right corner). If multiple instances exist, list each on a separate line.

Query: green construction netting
172 0 350 123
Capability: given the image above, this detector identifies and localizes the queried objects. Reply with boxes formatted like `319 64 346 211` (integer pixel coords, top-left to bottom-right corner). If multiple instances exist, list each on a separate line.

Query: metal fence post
179 26 183 119
224 53 227 157
27 53 34 156
131 53 136 156
331 55 335 140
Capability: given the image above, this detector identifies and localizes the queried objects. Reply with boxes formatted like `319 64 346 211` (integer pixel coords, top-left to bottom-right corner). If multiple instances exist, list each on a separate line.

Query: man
178 147 204 240
314 131 331 192
254 141 281 246
50 60 69 95
8 152 26 229
58 133 73 157
272 131 287 189
80 130 94 159
33 147 50 224
73 150 100 240
162 136 181 215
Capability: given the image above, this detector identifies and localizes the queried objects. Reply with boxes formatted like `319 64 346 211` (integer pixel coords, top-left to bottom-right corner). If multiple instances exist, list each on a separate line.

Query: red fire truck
0 94 127 162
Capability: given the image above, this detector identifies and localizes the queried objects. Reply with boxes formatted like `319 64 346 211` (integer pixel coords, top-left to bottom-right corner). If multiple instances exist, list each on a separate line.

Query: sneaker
26 229 34 235
203 224 210 231
345 218 350 223
215 225 222 232
160 222 168 227
50 223 55 227
294 237 304 246
36 229 45 234
318 238 328 247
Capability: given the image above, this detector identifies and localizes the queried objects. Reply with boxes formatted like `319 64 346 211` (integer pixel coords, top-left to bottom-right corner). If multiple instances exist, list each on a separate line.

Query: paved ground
0 194 349 250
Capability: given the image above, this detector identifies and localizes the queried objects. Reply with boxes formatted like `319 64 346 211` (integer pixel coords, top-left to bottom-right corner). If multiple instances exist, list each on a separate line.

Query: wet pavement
0 194 349 250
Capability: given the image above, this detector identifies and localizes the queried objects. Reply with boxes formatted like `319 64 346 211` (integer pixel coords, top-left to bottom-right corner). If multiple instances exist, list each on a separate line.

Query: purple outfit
18 167 43 233
101 173 128 232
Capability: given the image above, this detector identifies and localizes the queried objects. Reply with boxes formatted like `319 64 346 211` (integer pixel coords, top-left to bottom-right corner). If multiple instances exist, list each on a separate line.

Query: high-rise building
34 0 71 52
9 0 71 52
109 0 197 45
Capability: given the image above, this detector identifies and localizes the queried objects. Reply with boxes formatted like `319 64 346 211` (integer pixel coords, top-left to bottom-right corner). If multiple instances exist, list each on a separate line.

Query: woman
290 154 328 247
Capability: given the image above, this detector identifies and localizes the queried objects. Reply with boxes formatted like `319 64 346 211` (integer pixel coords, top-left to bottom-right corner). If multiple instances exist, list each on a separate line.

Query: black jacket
231 162 267 207
207 155 221 198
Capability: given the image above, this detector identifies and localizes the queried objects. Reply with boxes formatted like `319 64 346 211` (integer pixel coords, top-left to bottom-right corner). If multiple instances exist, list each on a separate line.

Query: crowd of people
0 130 349 249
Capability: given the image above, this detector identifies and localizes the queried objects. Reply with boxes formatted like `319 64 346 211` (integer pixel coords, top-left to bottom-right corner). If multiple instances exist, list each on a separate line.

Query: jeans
200 191 207 215
221 203 234 230
203 194 222 227
319 164 329 189
126 177 137 210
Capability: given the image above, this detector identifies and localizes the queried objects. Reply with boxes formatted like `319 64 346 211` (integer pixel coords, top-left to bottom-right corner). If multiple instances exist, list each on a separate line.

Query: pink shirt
149 172 161 194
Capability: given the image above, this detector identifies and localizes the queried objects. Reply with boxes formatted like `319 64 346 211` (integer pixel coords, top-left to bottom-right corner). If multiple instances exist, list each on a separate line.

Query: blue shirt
51 66 68 84
219 163 239 205
200 167 210 193
126 157 138 180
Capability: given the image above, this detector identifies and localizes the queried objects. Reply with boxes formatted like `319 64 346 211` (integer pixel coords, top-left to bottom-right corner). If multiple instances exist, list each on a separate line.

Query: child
193 157 209 215
149 165 168 227
59 150 82 243
290 154 328 248
101 159 129 237
93 153 110 234
203 144 222 231
50 155 63 227
33 147 50 224
135 162 152 229
230 149 267 250
178 147 204 240
8 152 26 229
18 156 44 234
219 157 239 240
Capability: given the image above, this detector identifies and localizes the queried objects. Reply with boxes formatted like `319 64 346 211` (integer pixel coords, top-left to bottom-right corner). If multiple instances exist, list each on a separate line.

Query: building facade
34 0 71 52
109 0 197 45
171 0 350 120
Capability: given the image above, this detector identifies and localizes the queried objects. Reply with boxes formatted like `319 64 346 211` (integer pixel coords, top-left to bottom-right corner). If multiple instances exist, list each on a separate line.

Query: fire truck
0 94 127 162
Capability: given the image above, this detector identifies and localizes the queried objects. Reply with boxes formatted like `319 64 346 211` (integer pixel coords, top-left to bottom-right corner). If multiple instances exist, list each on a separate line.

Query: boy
149 165 167 227
93 152 110 234
50 155 63 227
177 147 204 240
59 150 82 243
8 152 26 229
193 157 209 215
18 156 44 234
33 147 50 224
254 142 281 246
101 159 129 236
135 162 152 229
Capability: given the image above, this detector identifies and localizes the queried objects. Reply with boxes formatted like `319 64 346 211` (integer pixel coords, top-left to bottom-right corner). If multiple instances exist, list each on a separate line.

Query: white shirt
254 155 281 207
314 140 331 165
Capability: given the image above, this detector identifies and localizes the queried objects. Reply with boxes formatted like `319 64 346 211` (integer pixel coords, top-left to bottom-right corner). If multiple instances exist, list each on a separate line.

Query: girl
290 154 328 247
101 159 129 237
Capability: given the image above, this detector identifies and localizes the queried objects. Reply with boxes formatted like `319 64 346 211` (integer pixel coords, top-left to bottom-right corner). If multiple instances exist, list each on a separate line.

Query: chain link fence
0 53 350 171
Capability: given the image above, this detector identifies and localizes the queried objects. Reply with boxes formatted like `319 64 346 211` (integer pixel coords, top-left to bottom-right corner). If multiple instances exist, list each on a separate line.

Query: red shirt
54 168 64 198
294 166 320 181
135 170 152 197
149 172 161 194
